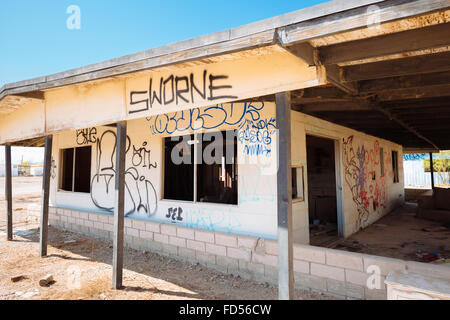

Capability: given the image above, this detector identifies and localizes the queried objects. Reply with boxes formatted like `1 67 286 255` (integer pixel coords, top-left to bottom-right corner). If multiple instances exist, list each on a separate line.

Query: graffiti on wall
166 207 184 224
183 206 242 233
132 142 157 170
76 127 97 145
239 117 276 157
146 102 276 157
403 153 426 161
129 70 238 114
88 130 158 217
343 136 388 230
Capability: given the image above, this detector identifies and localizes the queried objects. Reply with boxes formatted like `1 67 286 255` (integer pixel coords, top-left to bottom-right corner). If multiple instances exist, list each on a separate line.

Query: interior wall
291 111 405 241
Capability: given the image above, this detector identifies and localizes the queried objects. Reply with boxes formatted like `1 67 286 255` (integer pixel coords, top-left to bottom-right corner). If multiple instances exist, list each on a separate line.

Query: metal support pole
430 152 435 191
276 92 294 300
5 145 13 241
40 135 53 257
113 121 127 289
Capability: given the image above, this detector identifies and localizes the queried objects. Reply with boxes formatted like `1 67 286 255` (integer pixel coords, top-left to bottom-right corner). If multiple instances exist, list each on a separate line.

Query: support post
276 92 294 300
5 144 13 241
113 121 127 289
39 135 53 257
430 152 435 191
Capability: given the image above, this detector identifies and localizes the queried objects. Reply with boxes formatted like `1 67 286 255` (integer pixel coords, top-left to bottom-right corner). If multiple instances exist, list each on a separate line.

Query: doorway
306 135 341 246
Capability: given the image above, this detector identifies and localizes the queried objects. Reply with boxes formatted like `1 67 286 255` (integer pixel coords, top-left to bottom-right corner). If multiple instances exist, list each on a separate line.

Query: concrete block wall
48 206 450 300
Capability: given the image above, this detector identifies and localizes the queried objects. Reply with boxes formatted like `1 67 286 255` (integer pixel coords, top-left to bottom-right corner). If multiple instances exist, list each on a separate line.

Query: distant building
0 163 19 177
0 162 42 177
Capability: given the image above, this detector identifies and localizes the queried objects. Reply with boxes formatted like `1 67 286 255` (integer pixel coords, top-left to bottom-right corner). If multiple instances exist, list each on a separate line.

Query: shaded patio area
332 202 450 264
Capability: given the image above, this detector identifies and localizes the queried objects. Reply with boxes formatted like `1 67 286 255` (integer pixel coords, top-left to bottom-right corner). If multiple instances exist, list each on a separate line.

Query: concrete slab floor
332 203 450 263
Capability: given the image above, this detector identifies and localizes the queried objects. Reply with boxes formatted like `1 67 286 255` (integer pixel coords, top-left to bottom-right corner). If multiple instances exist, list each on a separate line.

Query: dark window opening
60 146 91 193
61 148 74 191
164 135 194 201
197 131 238 205
163 130 238 205
392 151 399 183
380 147 385 177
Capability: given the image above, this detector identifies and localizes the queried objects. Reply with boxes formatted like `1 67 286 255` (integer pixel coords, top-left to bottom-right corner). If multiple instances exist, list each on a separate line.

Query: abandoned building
1 0 450 300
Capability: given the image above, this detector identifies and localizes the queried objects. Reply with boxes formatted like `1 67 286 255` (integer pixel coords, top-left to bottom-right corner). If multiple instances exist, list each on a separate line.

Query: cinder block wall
49 207 450 300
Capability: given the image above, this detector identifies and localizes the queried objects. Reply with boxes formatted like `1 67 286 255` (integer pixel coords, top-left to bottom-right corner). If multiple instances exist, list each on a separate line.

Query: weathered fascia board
0 30 277 102
124 49 325 121
0 0 382 96
279 0 450 46
0 49 324 144
0 99 45 145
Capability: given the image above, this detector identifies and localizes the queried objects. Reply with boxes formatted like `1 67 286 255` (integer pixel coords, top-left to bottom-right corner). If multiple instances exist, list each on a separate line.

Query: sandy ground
1 178 448 300
0 178 335 301
0 176 43 198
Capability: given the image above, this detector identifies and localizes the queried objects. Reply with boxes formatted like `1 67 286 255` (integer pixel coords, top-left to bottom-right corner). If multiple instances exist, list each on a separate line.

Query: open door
306 135 343 246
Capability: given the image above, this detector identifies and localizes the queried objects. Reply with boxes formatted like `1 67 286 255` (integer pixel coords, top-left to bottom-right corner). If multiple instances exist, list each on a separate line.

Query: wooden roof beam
359 71 450 93
319 22 450 65
376 84 450 101
296 103 372 113
367 99 440 150
343 51 450 82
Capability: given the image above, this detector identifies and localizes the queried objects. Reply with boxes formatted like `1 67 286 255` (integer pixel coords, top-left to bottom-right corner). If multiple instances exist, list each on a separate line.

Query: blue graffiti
243 144 271 156
146 102 266 134
184 207 242 233
403 154 426 161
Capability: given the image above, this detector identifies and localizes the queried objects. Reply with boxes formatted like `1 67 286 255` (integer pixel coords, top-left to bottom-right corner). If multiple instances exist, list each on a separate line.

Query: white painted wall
49 103 404 242
50 102 279 239
291 111 405 239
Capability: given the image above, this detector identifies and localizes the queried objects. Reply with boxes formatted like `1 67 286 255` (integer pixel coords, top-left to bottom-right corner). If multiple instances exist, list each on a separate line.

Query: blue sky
0 1 328 164
0 0 328 87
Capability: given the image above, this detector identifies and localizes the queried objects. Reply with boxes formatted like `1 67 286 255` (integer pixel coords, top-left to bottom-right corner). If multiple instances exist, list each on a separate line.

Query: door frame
305 133 345 237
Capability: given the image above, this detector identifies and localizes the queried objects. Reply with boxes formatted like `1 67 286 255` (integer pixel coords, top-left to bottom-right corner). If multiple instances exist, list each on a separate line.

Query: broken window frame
292 165 305 202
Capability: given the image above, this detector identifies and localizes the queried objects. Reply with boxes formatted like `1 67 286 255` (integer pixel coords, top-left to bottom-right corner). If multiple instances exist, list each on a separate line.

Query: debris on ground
10 275 27 283
415 250 450 263
39 274 55 287
54 239 87 249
